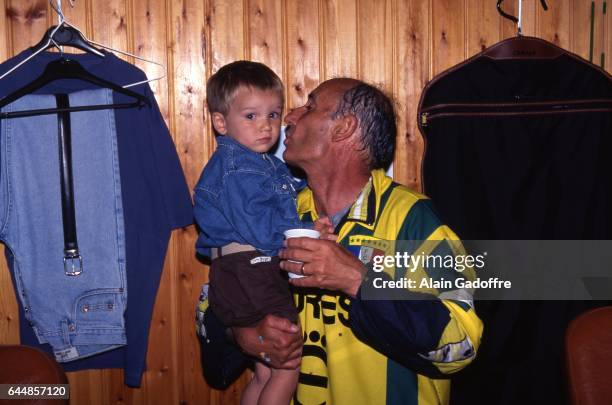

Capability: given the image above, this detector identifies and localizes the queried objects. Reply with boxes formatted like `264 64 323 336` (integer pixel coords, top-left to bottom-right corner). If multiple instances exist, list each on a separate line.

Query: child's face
212 86 283 153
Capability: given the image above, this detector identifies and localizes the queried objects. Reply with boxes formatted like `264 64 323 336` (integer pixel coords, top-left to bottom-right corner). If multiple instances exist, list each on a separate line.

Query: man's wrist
346 265 366 298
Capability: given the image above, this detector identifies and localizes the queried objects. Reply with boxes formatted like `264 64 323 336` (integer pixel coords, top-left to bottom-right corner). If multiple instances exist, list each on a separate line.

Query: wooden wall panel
5 0 48 53
431 0 466 76
209 0 245 72
321 0 357 79
0 0 15 347
538 0 571 49
0 0 8 60
131 0 169 100
571 0 594 60
91 0 130 62
606 0 611 70
131 2 180 405
284 0 320 109
247 0 283 78
519 0 536 37
466 0 500 56
394 0 428 190
0 1 610 404
167 2 210 405
593 0 611 66
60 0 88 36
357 0 393 89
0 247 17 344
500 0 519 38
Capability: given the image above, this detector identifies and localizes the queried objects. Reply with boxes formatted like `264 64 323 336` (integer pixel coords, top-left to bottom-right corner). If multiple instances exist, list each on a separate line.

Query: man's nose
284 107 299 125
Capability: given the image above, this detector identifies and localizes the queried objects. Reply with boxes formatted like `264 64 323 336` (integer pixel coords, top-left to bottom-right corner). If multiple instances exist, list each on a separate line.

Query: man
220 78 482 404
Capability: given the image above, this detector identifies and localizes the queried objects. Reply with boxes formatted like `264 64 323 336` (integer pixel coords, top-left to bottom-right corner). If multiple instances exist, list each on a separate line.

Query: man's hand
279 237 366 297
231 314 303 369
313 216 337 241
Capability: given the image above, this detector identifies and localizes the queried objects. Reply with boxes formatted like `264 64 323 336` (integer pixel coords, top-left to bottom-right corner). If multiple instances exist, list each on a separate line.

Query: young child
194 61 326 405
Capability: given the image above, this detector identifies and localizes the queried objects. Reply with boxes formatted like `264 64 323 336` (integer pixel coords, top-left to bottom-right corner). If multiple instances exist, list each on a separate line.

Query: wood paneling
248 0 283 77
431 0 465 76
284 0 320 108
321 0 357 79
571 0 593 61
91 0 130 62
538 0 571 49
395 0 428 190
0 1 610 404
606 0 611 70
466 0 500 57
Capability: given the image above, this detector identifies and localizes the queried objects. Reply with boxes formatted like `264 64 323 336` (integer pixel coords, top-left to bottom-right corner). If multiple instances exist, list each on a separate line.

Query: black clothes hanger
0 4 150 119
31 23 106 58
0 57 150 119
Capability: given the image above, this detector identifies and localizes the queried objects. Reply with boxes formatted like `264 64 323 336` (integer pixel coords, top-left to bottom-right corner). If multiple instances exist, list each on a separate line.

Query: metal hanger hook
49 0 65 24
497 0 548 37
497 0 548 21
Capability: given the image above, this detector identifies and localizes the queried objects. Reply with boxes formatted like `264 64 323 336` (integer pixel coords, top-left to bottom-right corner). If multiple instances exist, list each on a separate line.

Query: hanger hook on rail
497 0 518 24
49 0 76 24
496 0 548 22
497 0 548 36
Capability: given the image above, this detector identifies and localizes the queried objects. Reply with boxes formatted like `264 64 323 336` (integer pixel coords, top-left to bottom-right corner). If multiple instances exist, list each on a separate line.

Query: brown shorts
208 251 298 327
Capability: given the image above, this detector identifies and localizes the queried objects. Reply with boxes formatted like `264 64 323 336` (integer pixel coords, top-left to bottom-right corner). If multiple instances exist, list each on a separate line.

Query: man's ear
331 114 359 142
211 112 228 135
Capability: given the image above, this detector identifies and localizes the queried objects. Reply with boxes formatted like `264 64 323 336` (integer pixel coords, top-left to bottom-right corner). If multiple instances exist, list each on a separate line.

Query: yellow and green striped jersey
293 169 483 405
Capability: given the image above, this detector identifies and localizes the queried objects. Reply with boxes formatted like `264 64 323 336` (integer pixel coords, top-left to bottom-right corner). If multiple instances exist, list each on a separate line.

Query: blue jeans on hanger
0 88 127 362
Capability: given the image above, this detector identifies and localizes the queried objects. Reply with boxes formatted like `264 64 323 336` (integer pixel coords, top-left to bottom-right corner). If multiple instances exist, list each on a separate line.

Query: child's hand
314 216 337 241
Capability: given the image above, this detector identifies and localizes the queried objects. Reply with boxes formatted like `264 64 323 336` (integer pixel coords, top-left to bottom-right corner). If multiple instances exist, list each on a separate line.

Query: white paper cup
283 229 321 239
283 228 320 278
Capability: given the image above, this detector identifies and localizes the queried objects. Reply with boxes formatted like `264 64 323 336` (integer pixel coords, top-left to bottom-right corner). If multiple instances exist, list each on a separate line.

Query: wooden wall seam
317 0 325 83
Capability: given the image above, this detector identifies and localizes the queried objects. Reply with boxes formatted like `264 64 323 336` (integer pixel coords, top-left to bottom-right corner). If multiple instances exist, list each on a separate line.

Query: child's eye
245 113 255 120
269 112 280 119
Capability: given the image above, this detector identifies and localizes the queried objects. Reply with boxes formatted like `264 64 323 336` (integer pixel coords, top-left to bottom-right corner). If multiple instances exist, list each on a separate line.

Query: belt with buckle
57 94 83 276
210 242 256 260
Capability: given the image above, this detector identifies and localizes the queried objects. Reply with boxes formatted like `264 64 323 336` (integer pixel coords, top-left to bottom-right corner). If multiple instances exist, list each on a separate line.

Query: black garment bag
417 36 612 405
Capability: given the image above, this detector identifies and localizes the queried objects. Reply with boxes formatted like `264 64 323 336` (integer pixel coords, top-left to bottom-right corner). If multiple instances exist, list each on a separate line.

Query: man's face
282 80 346 167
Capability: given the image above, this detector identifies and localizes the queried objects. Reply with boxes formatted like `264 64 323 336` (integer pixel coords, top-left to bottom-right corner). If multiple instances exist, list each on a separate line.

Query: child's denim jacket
194 136 308 257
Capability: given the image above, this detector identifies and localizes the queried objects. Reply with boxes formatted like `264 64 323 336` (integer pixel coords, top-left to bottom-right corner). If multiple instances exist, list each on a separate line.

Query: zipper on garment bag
420 99 612 127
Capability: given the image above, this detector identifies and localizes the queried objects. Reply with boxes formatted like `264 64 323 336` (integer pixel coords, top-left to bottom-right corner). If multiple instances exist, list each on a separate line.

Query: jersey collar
297 169 392 231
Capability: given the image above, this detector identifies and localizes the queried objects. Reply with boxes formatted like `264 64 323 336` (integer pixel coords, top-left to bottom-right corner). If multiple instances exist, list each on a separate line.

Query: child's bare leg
258 366 299 405
241 362 271 405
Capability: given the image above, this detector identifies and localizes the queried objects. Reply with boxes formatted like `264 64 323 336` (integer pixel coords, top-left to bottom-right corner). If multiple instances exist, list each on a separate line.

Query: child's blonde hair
206 60 283 115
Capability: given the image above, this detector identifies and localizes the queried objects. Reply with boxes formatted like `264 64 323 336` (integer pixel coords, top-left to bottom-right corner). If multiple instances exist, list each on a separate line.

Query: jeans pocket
75 291 124 328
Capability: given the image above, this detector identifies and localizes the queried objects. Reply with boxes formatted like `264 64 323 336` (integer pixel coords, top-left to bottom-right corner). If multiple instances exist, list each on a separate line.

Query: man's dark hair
332 82 396 170
206 60 284 115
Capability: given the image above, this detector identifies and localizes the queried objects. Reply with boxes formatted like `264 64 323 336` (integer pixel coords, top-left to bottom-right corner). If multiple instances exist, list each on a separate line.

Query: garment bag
417 36 612 405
